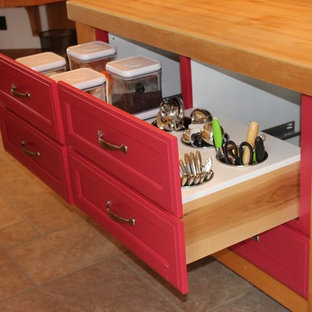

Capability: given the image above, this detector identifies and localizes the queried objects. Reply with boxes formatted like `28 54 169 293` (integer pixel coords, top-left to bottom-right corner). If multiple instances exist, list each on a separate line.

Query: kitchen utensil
223 140 253 165
190 109 212 124
184 153 195 186
179 159 188 186
212 118 224 160
181 129 192 144
242 121 259 165
190 152 200 185
180 153 213 186
159 96 185 132
255 136 266 163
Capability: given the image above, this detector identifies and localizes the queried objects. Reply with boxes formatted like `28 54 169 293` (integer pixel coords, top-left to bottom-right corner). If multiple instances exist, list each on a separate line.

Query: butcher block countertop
67 0 312 96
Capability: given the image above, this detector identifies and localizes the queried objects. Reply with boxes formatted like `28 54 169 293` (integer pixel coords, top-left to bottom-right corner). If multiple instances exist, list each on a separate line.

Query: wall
0 7 41 49
191 61 301 145
0 3 74 50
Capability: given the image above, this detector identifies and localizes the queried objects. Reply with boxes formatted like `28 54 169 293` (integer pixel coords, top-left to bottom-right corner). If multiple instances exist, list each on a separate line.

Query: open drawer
58 82 183 217
178 116 300 264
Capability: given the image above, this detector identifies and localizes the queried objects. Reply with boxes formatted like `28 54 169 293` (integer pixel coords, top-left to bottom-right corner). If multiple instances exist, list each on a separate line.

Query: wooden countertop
0 0 64 6
67 0 312 96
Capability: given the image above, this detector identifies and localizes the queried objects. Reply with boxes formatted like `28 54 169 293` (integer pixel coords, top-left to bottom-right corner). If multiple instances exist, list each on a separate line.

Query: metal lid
66 41 116 61
16 52 66 73
50 68 106 90
106 55 161 78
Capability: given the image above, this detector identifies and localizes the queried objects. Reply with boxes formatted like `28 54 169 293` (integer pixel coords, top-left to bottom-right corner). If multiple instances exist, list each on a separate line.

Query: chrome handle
11 84 31 99
20 141 40 158
106 200 135 226
97 130 127 153
252 235 260 242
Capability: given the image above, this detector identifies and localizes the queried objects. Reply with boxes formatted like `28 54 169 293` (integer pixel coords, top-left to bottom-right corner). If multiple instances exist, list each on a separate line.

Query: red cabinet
232 225 309 297
0 51 309 299
0 52 72 203
58 82 183 218
0 107 72 201
0 54 65 144
69 150 187 293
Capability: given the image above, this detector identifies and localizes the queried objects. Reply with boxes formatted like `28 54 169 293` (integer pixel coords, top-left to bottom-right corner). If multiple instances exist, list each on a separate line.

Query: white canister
66 41 116 72
51 68 106 101
16 52 66 76
105 55 162 114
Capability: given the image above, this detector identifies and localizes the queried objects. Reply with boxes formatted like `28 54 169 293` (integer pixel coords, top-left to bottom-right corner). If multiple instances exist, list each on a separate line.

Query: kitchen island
20 0 312 310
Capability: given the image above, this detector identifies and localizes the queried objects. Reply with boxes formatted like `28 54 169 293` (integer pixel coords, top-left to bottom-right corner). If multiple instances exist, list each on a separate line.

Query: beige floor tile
0 251 32 300
11 192 82 234
0 257 179 312
0 197 22 230
208 287 289 312
119 253 255 311
0 222 39 248
9 221 125 285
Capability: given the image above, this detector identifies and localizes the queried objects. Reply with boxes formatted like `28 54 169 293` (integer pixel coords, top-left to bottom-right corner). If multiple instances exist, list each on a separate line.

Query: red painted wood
286 94 312 235
0 53 65 144
69 150 188 293
179 56 193 109
232 225 309 298
95 29 109 43
58 82 183 217
0 107 73 203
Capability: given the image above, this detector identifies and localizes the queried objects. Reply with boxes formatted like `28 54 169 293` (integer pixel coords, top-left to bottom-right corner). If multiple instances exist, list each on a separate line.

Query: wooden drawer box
68 150 188 293
0 107 72 202
231 225 309 298
58 82 183 217
0 53 65 144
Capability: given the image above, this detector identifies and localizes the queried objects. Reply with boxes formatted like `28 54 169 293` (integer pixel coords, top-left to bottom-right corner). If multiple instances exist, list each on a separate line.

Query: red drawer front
68 150 188 294
58 82 183 218
0 108 72 203
0 53 65 143
232 225 309 297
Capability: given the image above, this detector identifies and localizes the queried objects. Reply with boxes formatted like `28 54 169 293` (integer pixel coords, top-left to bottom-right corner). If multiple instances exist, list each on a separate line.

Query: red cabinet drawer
68 150 187 294
58 82 183 217
0 108 72 203
0 53 65 143
231 225 309 297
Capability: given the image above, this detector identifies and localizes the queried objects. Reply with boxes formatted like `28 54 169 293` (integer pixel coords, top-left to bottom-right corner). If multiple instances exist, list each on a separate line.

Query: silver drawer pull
252 235 260 242
97 130 127 153
20 141 40 158
106 200 135 226
11 84 31 99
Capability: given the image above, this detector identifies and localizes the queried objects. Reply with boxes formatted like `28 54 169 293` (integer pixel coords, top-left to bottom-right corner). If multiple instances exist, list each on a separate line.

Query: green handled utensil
212 117 223 160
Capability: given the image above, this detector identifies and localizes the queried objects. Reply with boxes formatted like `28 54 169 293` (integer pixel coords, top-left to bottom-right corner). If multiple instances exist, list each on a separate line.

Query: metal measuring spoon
190 109 212 124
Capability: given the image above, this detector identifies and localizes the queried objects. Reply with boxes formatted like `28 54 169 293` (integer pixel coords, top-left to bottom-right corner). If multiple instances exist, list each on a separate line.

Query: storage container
66 41 116 72
105 55 163 114
51 68 106 101
16 52 66 76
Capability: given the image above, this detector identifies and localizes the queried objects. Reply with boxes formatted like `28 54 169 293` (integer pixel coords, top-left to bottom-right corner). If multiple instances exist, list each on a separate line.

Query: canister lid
16 52 66 73
106 55 161 78
50 68 106 90
66 41 116 61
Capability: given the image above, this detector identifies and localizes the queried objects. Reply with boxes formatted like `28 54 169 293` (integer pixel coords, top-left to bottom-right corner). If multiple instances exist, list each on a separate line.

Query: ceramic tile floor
0 135 291 312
